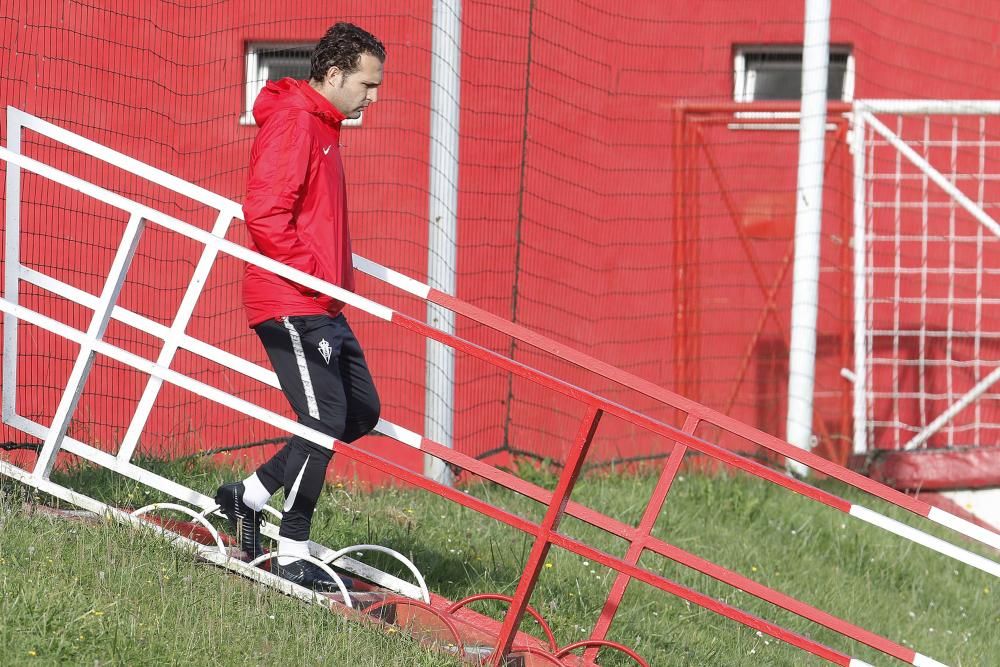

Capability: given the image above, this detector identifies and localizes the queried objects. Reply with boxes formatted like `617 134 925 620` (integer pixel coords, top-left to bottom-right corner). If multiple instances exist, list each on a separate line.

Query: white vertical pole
2 107 23 424
425 0 462 485
851 110 868 456
785 0 832 477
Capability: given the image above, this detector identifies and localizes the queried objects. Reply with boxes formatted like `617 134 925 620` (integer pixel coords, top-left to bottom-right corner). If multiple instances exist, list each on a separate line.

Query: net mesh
2 1 999 475
860 111 1000 451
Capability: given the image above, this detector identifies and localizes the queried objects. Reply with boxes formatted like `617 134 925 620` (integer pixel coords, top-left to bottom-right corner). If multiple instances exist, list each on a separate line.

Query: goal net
853 101 1000 466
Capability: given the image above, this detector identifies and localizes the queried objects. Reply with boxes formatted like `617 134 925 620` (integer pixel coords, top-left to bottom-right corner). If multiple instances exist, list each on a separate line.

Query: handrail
2 106 985 667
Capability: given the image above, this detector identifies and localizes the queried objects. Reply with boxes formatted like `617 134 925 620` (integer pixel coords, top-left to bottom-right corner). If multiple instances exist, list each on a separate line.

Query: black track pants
252 314 380 541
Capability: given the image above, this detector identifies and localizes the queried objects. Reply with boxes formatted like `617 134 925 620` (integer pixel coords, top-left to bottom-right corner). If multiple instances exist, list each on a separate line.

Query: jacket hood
252 78 346 127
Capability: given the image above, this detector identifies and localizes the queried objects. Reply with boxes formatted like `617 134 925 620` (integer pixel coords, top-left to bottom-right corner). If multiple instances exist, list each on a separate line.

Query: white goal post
851 99 1000 457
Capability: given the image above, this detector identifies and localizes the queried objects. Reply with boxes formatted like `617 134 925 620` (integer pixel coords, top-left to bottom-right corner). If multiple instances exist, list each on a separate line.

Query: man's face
322 53 384 119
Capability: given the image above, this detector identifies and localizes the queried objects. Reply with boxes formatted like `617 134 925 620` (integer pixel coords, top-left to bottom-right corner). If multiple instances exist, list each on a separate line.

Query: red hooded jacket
242 78 355 327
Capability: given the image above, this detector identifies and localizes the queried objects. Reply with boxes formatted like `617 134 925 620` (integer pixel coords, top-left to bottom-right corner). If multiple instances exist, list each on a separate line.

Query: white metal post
116 208 237 462
851 109 869 456
785 0 832 478
425 0 462 485
2 107 23 424
32 212 147 478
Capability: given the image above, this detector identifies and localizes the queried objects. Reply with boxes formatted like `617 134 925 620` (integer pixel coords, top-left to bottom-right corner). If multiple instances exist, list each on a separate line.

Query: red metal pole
394 311 913 514
585 414 700 659
672 106 688 402
491 406 603 664
331 431 916 664
688 119 702 401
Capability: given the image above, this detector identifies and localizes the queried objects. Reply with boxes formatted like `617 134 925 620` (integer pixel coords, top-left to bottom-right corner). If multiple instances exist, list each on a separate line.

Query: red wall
2 0 999 478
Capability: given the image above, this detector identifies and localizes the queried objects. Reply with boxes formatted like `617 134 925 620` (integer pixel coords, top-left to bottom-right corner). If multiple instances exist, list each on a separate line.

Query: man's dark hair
310 22 386 81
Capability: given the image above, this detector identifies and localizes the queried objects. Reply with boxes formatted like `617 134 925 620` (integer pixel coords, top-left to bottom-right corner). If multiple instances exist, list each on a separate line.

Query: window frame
733 44 855 104
730 45 854 130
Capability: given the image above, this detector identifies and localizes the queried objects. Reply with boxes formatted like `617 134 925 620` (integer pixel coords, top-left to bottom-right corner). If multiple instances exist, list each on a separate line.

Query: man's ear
325 66 344 87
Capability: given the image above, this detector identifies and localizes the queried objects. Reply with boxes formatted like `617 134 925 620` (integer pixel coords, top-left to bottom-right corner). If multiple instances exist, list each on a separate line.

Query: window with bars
733 46 854 103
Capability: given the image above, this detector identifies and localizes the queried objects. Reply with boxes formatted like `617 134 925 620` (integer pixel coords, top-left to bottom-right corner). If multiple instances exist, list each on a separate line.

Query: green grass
0 483 464 667
1 455 998 666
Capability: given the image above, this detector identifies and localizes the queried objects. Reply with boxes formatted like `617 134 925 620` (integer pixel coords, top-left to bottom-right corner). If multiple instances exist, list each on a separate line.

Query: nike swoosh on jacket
242 78 355 328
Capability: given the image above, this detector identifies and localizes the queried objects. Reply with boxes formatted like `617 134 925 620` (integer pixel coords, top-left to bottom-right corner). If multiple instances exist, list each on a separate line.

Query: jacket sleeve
243 112 322 294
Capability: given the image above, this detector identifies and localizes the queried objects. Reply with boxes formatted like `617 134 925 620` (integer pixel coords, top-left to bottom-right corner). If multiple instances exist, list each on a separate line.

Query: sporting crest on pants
318 338 332 364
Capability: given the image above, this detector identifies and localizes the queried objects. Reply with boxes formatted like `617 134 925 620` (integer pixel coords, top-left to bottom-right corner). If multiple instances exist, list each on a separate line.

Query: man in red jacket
215 22 385 591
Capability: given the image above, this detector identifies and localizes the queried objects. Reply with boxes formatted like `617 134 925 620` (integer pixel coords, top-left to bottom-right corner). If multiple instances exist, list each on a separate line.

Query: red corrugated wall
2 0 999 479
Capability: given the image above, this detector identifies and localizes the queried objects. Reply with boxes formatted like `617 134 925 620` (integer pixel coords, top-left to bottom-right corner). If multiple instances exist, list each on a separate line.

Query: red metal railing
298 275 994 664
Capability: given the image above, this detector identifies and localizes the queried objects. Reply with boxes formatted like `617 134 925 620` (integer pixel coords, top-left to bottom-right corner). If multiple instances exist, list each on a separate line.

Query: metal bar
320 425 861 667
0 146 395 322
852 111 869 456
393 314 857 506
8 106 237 212
409 241 971 536
20 265 279 388
975 118 987 445
837 128 853 465
672 107 688 400
424 0 463 485
116 209 235 463
587 414 698 657
856 99 1000 115
687 118 702 400
391 313 1000 559
492 407 602 662
892 115 903 449
919 119 930 445
411 437 936 661
2 107 23 424
904 365 1000 450
785 0 832 477
32 212 147 478
946 118 959 449
681 101 853 115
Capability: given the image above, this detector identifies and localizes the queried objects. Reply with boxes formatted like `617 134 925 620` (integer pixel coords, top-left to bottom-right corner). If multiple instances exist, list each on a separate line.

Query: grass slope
0 487 463 667
0 457 997 666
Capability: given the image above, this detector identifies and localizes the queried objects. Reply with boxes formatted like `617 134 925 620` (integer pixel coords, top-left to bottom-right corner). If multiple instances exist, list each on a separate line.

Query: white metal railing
0 106 428 600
